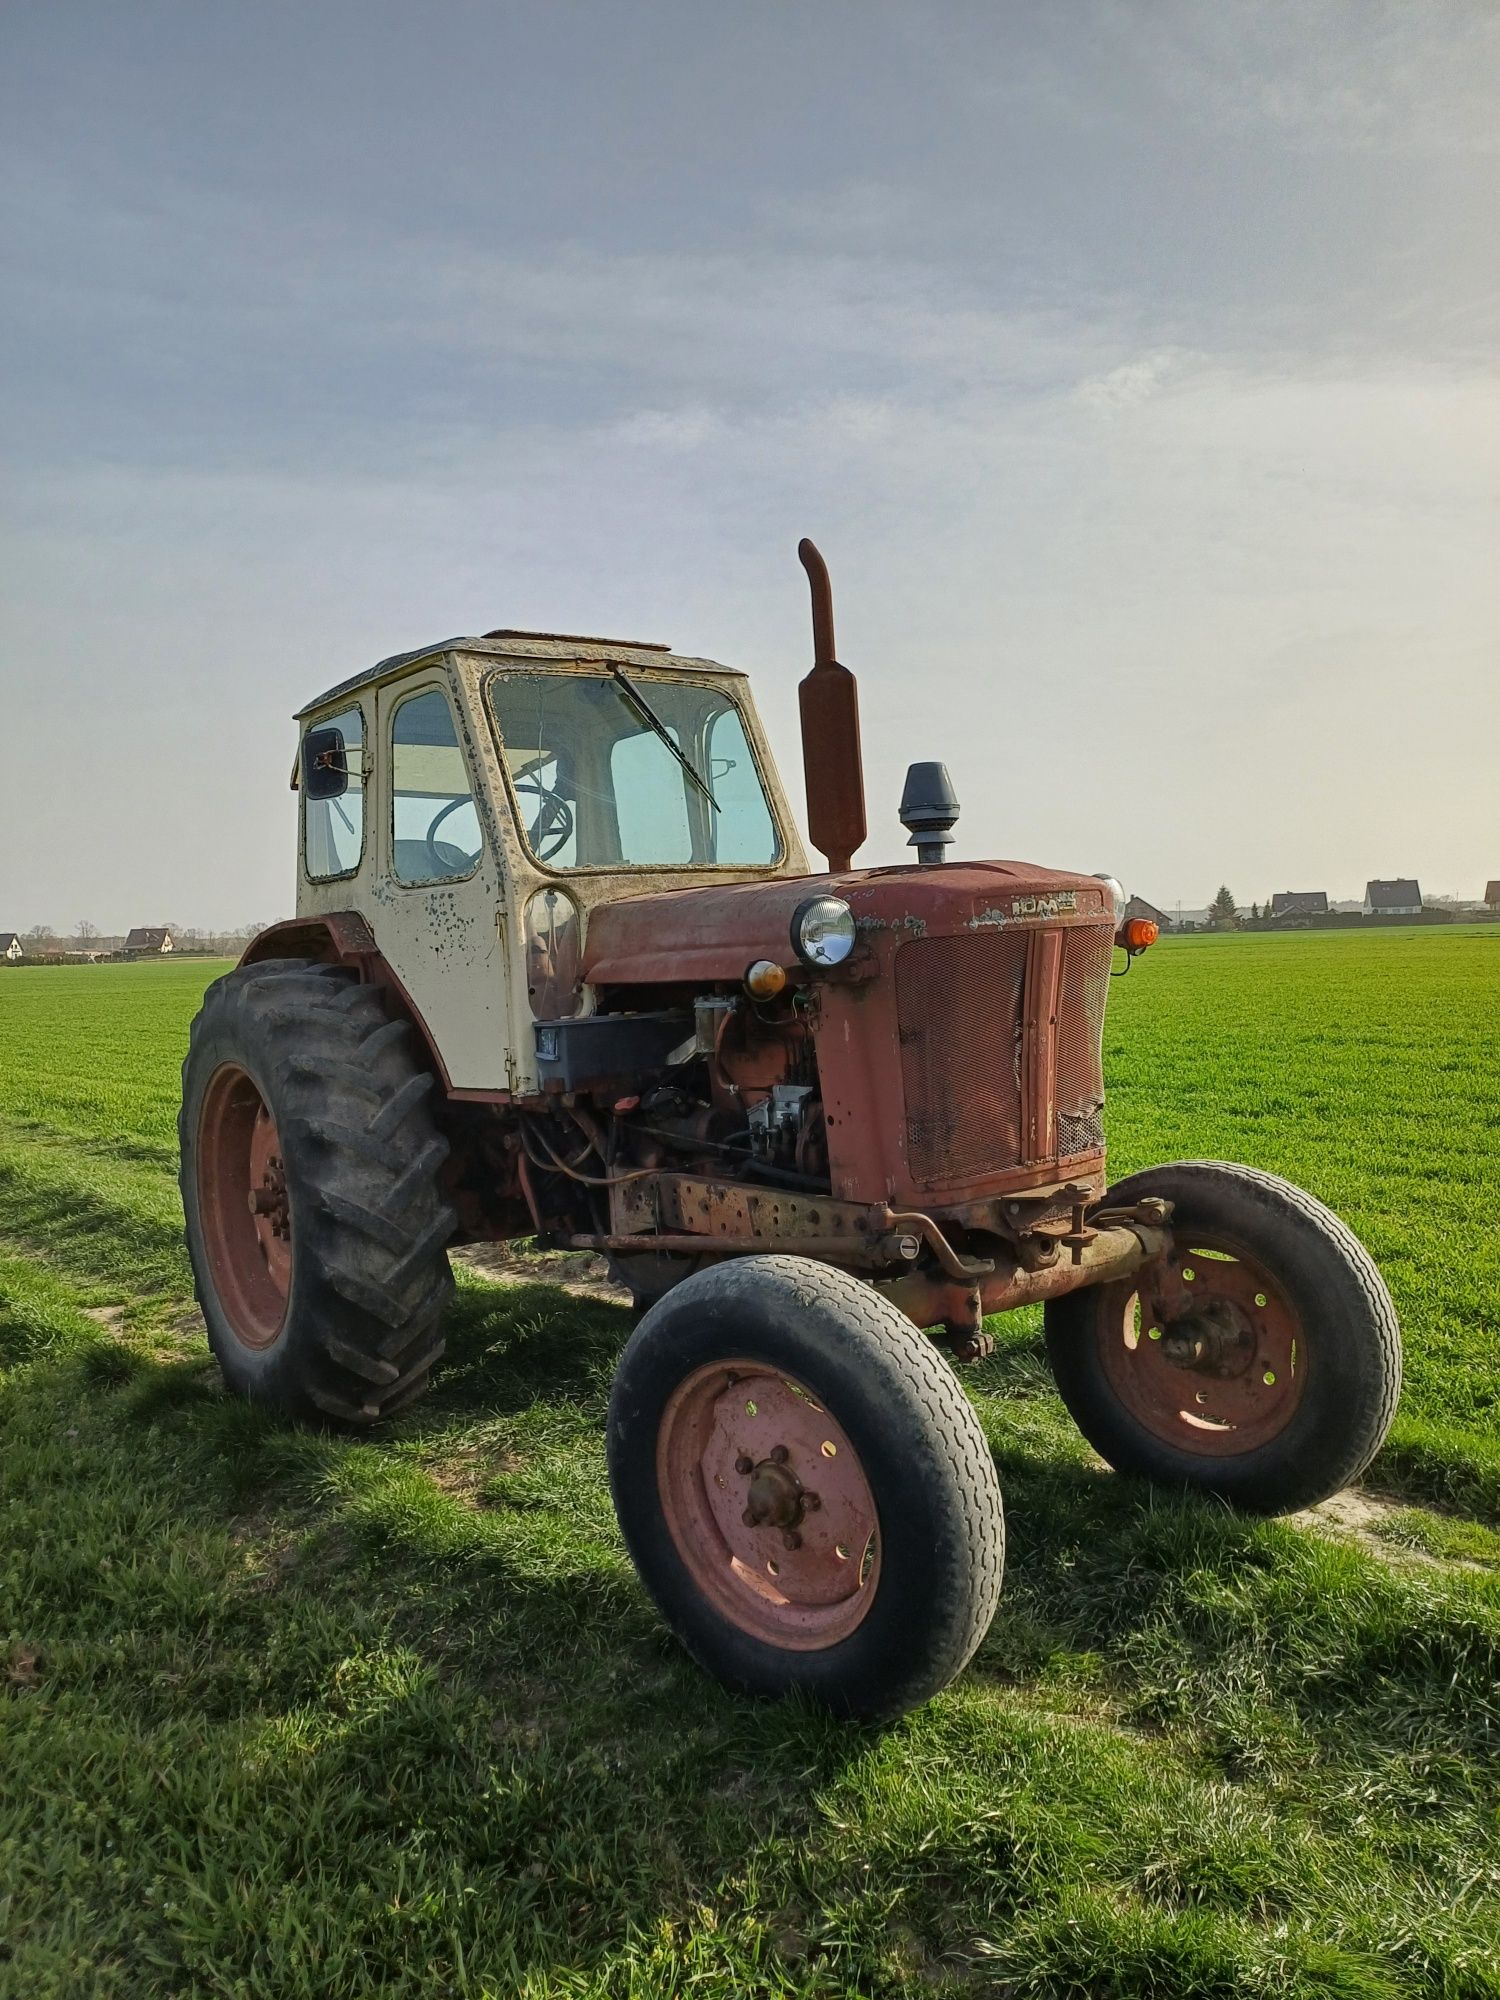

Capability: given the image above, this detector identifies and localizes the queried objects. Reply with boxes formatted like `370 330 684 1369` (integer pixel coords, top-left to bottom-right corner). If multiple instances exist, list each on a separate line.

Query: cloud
1075 351 1190 414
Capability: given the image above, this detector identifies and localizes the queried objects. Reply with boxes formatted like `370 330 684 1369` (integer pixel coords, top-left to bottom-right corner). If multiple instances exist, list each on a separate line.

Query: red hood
581 861 1112 987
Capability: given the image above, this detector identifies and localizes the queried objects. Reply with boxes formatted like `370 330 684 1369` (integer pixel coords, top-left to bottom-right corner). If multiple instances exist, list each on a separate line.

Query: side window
705 705 780 864
391 688 483 885
303 708 365 880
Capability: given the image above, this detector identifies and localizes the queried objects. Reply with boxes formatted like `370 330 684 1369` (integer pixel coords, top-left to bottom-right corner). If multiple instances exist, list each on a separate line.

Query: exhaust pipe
797 539 867 874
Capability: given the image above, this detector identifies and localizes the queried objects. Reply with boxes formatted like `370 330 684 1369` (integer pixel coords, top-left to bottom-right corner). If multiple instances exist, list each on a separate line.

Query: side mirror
302 726 349 800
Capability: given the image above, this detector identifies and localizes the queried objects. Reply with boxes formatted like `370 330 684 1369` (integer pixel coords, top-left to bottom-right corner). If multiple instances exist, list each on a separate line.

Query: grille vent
895 922 1113 1187
895 931 1028 1186
1055 926 1112 1159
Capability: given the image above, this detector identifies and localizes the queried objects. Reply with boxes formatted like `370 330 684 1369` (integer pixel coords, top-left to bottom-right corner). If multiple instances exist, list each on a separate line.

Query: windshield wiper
610 667 719 813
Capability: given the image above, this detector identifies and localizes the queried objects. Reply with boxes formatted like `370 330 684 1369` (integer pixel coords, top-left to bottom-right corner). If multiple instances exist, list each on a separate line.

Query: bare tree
74 920 100 945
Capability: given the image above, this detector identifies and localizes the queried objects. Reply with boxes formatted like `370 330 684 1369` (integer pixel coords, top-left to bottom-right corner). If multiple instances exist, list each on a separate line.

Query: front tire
607 1256 1005 1720
1045 1161 1401 1513
179 959 456 1423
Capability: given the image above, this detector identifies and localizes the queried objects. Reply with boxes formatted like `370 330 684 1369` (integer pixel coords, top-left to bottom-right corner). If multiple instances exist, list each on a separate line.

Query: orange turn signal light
745 958 788 999
1121 918 1159 952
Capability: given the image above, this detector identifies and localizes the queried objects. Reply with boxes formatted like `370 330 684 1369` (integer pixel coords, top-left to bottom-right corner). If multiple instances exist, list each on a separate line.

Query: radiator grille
896 931 1028 1186
1055 926 1112 1159
895 923 1112 1187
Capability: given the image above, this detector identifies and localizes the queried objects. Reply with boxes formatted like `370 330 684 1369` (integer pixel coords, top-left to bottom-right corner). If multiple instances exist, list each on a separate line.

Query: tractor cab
291 632 808 1092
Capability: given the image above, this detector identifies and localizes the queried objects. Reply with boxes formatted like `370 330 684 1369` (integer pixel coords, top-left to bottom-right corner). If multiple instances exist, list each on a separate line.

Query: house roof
296 630 744 721
1365 879 1421 909
1124 895 1171 926
125 926 172 949
1271 891 1328 916
0 933 19 950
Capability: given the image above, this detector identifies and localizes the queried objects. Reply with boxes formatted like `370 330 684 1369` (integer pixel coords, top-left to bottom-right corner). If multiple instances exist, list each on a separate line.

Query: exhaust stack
796 538 867 874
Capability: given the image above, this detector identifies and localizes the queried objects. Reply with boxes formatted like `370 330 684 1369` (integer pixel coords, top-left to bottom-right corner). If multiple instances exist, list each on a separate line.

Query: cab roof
296 628 746 721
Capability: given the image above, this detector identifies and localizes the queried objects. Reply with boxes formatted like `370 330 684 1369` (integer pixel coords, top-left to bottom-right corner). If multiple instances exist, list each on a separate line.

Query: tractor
179 542 1401 1720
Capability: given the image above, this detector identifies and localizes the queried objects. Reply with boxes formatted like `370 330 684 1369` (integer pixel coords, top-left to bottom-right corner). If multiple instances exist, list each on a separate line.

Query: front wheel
607 1257 1005 1720
1045 1161 1401 1513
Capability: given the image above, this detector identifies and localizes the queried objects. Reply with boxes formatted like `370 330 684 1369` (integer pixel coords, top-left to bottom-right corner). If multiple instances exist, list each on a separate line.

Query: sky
2 0 1497 933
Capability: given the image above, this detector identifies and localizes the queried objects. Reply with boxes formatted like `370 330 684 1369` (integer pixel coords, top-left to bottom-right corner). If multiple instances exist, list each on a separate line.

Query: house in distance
1124 895 1172 931
124 926 176 958
1364 880 1422 918
0 932 22 962
1486 881 1500 912
1271 891 1329 924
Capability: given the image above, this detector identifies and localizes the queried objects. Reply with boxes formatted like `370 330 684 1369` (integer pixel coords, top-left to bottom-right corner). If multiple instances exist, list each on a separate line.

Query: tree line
15 922 271 956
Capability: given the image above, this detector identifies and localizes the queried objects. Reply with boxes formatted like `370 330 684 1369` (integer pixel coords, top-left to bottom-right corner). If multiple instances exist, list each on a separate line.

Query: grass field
2 932 1497 1998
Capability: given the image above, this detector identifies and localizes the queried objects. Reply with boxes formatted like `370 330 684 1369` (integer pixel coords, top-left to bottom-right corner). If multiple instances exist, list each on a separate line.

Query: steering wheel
424 796 482 875
515 775 575 863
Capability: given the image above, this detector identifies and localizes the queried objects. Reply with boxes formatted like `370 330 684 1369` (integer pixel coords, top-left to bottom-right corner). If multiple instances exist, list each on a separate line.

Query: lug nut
802 1492 821 1511
769 1444 789 1464
735 1454 753 1475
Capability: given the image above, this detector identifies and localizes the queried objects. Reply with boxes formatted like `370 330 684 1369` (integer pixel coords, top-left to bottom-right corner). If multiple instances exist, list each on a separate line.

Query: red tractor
180 543 1401 1718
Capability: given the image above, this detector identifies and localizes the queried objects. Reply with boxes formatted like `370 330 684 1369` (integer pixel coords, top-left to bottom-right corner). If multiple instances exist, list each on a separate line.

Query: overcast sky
3 0 1497 931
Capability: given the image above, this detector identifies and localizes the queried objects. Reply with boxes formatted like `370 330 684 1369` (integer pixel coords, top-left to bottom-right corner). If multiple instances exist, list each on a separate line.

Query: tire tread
179 960 455 1425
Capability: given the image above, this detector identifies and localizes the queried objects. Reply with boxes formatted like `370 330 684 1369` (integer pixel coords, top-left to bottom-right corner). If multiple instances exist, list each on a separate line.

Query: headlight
790 895 856 969
1092 874 1126 925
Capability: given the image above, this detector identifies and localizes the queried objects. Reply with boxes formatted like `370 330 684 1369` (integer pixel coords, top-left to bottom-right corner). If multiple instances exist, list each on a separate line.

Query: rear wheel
180 959 456 1423
1045 1161 1401 1512
608 1256 1005 1719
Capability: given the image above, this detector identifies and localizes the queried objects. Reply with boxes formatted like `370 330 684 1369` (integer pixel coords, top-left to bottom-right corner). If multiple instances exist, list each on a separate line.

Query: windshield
487 670 782 870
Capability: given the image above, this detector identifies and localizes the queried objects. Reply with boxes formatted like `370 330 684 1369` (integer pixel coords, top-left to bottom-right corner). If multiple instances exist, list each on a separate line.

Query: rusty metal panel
658 1178 755 1236
895 930 1029 1187
611 1176 660 1237
651 1173 873 1244
1055 925 1113 1160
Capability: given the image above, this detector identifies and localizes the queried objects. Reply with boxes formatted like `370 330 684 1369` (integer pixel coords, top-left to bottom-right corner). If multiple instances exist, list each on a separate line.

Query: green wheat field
2 929 1497 1998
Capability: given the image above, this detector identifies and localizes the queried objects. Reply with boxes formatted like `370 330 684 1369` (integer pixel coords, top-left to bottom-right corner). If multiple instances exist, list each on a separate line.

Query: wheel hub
249 1157 290 1238
1099 1239 1307 1455
655 1361 881 1648
1159 1298 1254 1374
737 1444 827 1545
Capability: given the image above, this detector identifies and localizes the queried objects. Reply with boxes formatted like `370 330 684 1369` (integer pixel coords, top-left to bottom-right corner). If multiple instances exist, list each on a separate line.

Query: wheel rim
656 1359 882 1650
197 1062 292 1350
1097 1233 1307 1455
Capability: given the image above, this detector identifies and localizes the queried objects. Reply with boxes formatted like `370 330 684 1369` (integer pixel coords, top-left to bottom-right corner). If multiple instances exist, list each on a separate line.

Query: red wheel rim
656 1360 881 1650
1097 1233 1306 1455
197 1062 292 1350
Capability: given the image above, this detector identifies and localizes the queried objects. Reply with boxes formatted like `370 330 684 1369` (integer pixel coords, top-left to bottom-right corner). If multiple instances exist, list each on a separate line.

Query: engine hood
581 861 1113 988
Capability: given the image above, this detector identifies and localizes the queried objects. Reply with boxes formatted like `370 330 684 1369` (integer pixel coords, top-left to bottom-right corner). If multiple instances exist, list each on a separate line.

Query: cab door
373 674 512 1091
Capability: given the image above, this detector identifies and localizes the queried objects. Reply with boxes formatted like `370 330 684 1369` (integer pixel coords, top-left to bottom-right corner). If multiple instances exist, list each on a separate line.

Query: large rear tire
1045 1161 1401 1513
607 1256 1005 1720
179 959 456 1423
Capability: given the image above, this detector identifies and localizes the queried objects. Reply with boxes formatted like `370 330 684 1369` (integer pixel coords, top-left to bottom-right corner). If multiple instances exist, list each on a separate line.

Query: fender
241 915 455 1093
